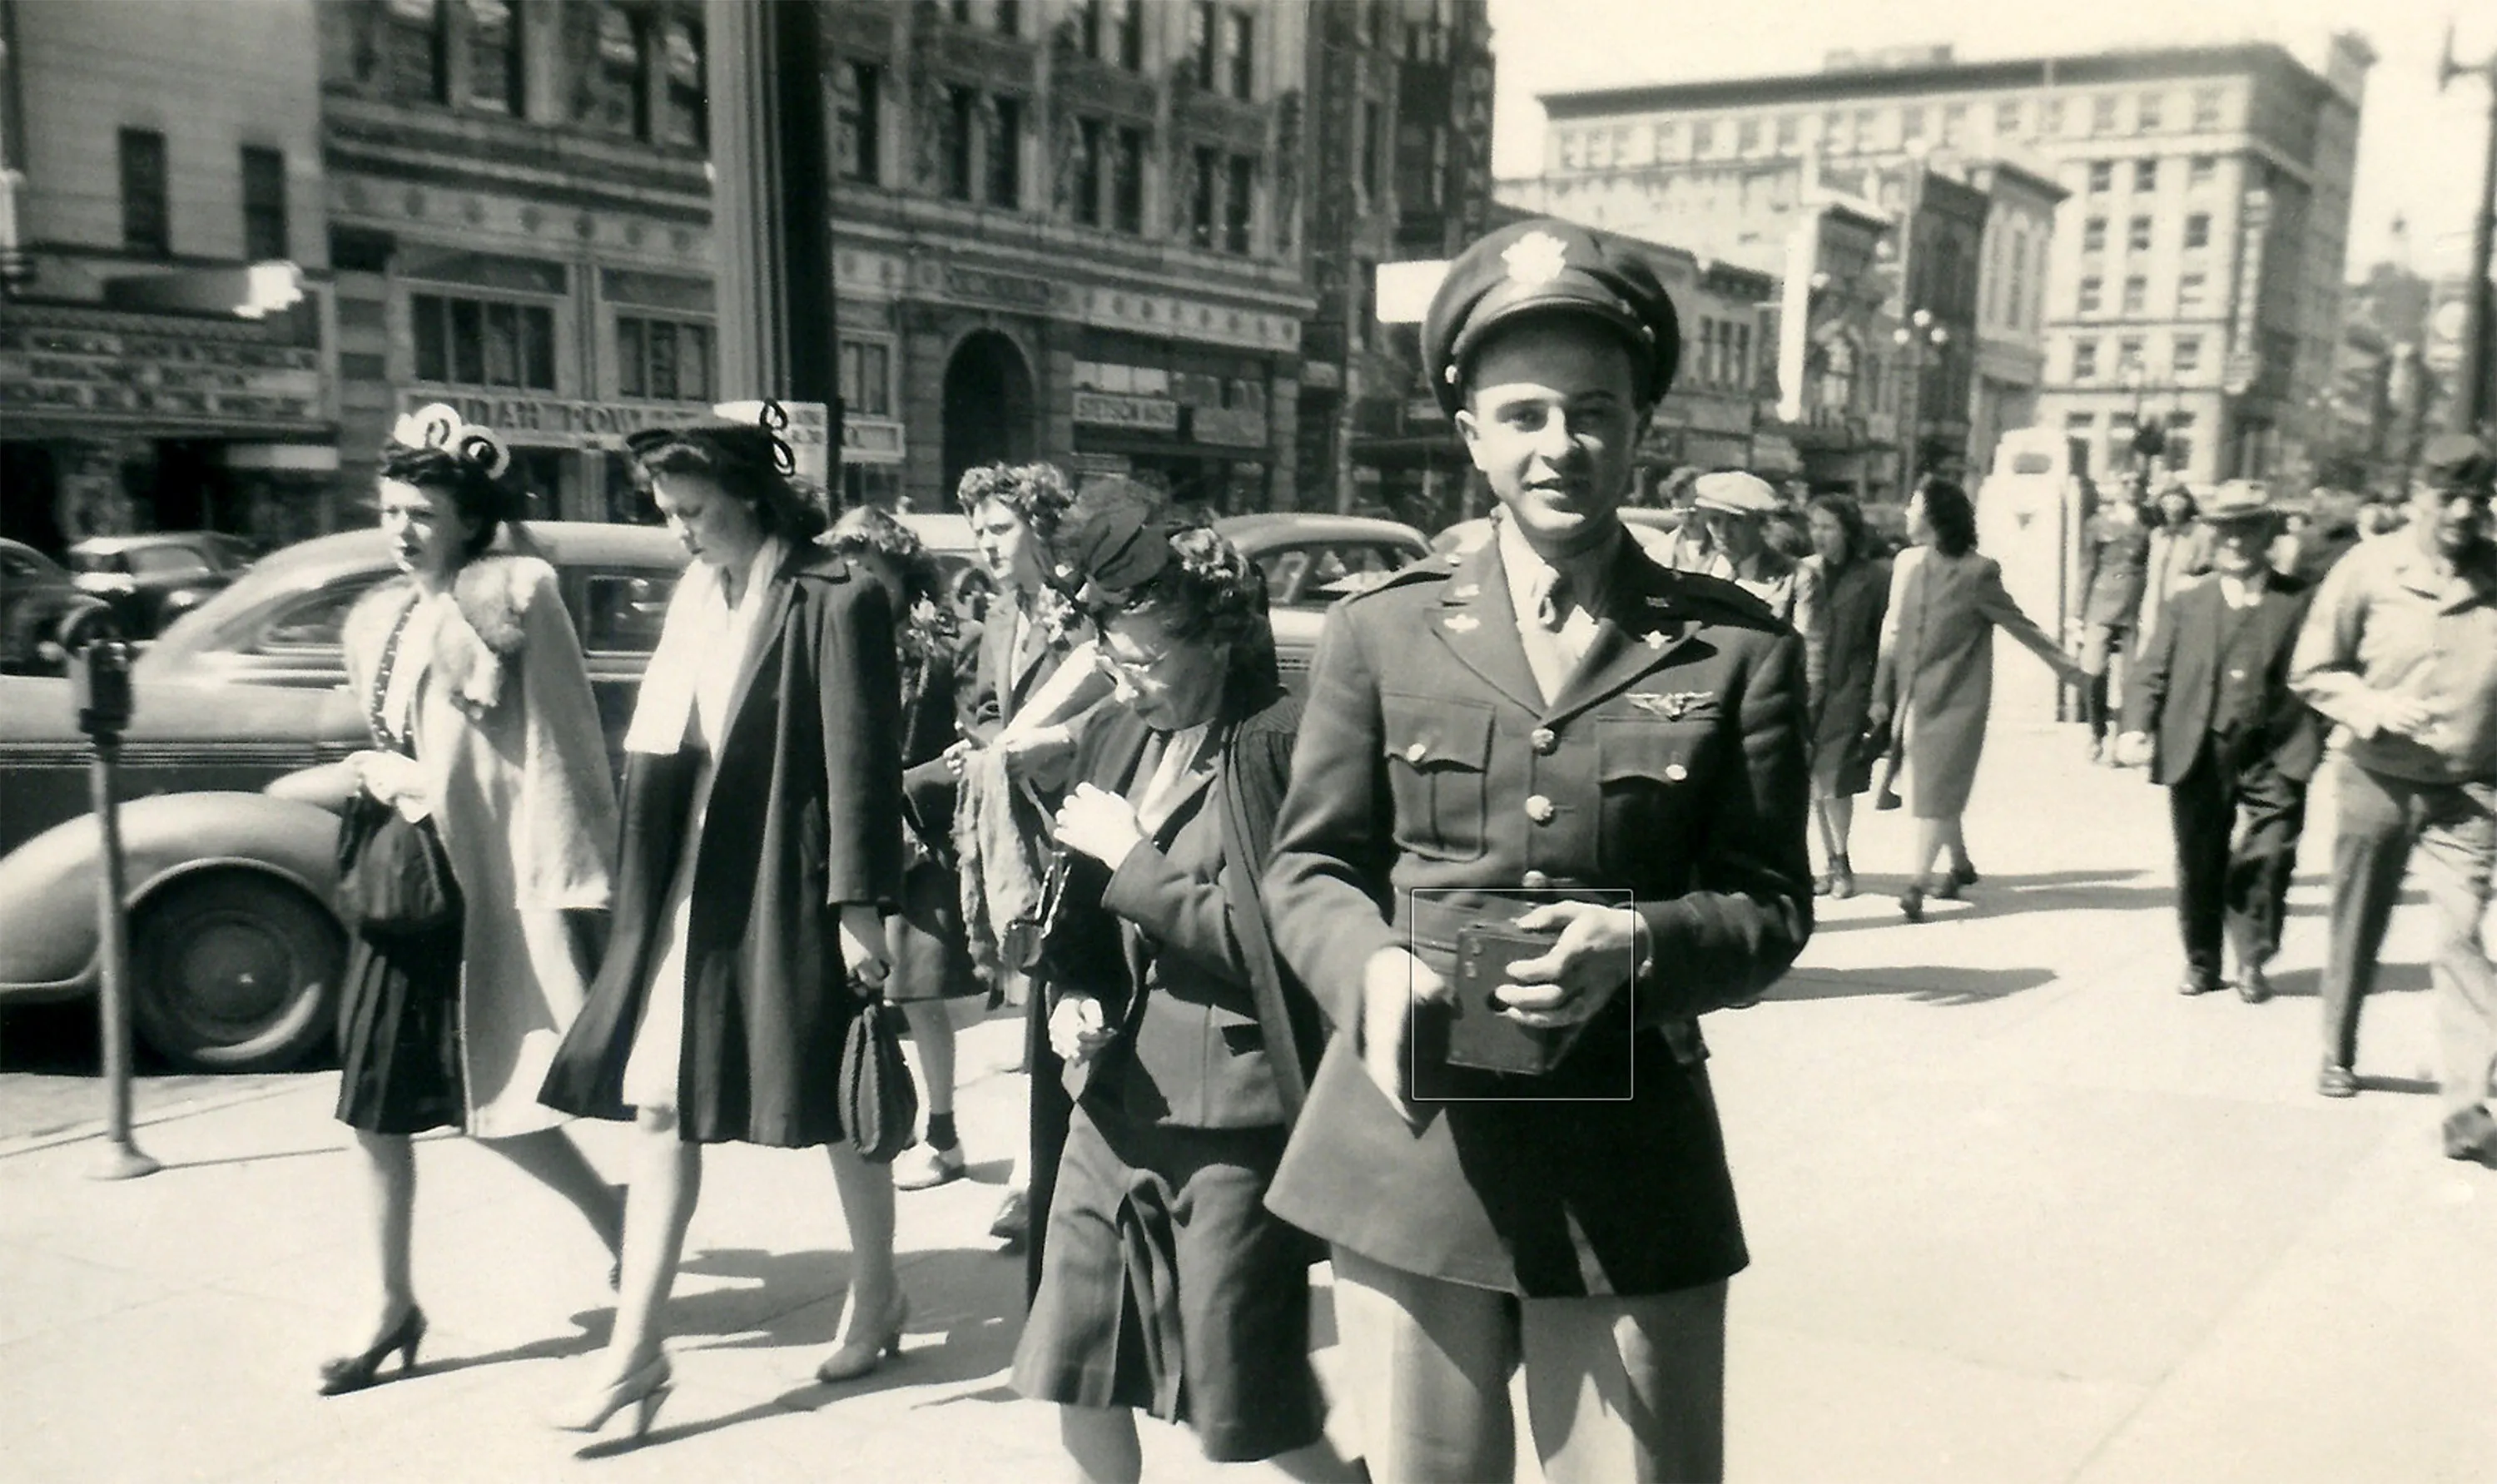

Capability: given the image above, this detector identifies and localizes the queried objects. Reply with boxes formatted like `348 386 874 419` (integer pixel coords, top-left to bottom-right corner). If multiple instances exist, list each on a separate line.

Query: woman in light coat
303 405 623 1396
1871 479 2085 921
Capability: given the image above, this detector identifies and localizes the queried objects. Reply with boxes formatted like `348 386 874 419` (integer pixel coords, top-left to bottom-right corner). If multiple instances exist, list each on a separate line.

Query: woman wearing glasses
1010 514 1349 1482
539 410 906 1439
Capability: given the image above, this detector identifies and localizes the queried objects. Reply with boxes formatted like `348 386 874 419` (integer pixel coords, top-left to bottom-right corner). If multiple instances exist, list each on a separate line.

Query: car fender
0 791 343 998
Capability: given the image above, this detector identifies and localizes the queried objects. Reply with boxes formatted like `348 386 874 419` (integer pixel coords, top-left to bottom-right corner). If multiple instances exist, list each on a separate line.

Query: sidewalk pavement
4 722 2495 1482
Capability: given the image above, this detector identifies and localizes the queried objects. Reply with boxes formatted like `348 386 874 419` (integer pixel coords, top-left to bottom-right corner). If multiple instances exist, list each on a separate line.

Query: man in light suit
2117 482 2321 1002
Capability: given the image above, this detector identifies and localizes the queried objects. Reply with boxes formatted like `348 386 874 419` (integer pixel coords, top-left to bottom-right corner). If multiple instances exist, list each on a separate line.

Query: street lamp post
1893 307 1949 494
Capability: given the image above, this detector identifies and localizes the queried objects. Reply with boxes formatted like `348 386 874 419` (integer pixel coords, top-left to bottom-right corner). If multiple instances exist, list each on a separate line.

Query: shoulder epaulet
1343 552 1456 603
1665 568 1780 628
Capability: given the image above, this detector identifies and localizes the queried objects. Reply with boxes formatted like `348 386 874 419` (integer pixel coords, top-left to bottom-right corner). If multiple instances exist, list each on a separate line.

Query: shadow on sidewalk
2241 963 2431 1000
1812 870 2167 934
1772 965 2056 1005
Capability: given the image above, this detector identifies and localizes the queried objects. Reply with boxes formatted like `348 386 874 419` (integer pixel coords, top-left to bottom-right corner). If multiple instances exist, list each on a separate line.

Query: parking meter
70 638 135 738
62 621 156 1179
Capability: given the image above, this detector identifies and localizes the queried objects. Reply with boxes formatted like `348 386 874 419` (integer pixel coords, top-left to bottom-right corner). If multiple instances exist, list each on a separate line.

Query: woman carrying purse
305 405 625 1396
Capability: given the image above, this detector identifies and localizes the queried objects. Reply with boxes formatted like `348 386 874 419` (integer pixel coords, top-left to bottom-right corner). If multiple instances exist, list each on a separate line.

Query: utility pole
707 0 839 431
2440 22 2497 436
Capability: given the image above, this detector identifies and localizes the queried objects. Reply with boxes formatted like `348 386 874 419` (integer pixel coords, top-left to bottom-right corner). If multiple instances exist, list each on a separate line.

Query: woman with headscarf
1872 479 2086 921
1801 493 1890 900
1010 512 1350 1482
300 405 623 1396
539 409 907 1439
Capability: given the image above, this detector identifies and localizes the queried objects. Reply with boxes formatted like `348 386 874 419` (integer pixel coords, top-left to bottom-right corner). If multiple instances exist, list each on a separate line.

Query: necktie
1534 569 1571 633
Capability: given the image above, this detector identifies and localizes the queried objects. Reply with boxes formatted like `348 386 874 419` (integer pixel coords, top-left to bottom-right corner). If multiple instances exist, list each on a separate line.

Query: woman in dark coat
1801 493 1890 900
1010 519 1350 1481
540 411 906 1438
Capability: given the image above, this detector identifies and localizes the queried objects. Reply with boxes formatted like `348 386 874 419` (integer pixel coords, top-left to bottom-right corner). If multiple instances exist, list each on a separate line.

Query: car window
257 576 389 651
1261 543 1415 608
581 571 679 654
127 547 212 578
67 552 124 575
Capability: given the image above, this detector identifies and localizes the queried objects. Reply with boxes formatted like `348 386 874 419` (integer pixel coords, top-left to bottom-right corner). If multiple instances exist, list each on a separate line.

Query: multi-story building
1 0 332 551
1301 0 1495 525
316 0 720 527
826 0 1313 514
1522 37 2374 489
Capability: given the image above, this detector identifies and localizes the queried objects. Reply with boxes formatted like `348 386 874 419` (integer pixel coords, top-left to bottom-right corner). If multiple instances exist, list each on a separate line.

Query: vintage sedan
1 539 101 674
0 523 688 1072
1213 513 1431 688
67 532 256 638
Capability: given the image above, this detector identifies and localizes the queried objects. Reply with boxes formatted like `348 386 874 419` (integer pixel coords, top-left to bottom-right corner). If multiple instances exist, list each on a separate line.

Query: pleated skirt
334 918 467 1136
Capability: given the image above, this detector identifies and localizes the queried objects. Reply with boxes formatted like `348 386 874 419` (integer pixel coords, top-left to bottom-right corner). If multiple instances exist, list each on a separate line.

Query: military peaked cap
1422 218 1683 416
2418 432 2495 494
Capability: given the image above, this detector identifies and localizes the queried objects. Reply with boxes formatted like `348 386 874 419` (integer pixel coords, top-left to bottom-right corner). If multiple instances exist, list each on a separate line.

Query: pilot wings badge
1628 690 1714 720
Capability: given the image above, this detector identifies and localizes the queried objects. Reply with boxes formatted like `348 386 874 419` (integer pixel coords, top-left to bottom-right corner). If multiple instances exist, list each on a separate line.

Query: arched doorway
941 330 1035 499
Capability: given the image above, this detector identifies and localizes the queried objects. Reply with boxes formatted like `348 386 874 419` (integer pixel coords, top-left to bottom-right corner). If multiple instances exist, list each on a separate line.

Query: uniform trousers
1328 1245 1726 1484
2321 761 2497 1118
2166 734 2306 978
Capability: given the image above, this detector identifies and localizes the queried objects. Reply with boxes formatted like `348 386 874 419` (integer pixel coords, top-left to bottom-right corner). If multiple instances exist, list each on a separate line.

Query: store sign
842 418 906 463
1191 406 1268 447
399 390 699 449
0 320 324 428
1074 391 1181 432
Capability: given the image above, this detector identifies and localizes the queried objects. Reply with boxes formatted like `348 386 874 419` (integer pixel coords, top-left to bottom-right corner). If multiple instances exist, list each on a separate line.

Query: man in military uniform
1263 220 1813 1482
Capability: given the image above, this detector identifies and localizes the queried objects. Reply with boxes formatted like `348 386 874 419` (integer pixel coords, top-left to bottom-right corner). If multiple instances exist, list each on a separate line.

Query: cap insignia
1502 231 1571 289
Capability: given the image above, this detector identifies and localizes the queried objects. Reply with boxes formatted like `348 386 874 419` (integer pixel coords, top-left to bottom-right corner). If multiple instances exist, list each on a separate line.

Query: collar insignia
1645 594 1677 608
1642 630 1669 650
1628 689 1713 720
1502 231 1571 287
1443 614 1481 633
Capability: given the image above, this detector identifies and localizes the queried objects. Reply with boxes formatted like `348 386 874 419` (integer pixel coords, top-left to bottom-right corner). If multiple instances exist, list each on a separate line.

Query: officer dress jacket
539 546 906 1146
1261 533 1814 1298
2122 572 2321 787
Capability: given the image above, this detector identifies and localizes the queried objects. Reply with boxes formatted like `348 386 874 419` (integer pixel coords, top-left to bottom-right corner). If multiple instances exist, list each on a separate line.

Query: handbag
839 997 920 1164
336 598 459 935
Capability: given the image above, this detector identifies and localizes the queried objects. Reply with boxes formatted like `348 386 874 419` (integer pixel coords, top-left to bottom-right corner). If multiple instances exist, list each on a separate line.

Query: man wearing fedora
2289 433 2497 1165
2116 481 2321 1002
1262 219 1811 1481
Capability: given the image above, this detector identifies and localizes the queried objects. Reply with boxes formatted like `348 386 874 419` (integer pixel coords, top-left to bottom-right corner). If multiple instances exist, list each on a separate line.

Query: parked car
67 532 256 638
0 538 102 674
1 523 689 1073
1214 513 1432 688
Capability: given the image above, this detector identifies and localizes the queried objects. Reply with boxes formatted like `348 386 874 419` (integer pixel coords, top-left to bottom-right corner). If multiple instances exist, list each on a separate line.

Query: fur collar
347 554 554 717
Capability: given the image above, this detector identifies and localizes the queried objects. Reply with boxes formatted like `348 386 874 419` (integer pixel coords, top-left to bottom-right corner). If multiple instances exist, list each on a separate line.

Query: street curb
0 1079 316 1163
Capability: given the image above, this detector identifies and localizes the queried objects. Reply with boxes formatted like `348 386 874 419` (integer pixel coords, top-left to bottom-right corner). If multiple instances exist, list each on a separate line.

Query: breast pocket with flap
1382 693 1493 863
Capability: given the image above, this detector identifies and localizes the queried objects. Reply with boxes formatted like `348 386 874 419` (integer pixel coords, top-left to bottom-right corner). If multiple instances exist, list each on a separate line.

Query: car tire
130 872 344 1073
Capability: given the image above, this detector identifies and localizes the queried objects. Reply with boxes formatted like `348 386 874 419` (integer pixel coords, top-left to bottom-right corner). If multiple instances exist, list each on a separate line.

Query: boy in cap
1263 218 1812 1481
2116 482 2321 1002
2290 434 2497 1161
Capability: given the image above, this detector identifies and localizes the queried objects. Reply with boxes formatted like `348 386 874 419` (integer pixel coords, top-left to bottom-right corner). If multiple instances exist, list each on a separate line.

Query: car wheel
130 872 344 1073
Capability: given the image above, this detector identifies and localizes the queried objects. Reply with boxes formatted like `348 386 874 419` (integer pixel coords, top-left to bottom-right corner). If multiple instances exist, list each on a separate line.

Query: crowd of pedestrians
282 213 2497 1482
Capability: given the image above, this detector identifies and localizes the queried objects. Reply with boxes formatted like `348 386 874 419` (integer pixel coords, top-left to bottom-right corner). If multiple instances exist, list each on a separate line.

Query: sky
1484 0 2497 282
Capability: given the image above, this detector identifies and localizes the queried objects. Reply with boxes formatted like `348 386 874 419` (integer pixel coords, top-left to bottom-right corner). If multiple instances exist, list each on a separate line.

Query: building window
2173 335 2202 375
1108 0 1142 69
2091 95 2117 134
2082 216 2107 254
2166 410 2195 468
1073 117 1105 226
2117 337 2143 375
1654 120 1682 159
2133 157 2157 191
464 0 520 112
2122 275 2147 315
837 62 881 184
2087 160 2112 194
2192 87 2222 131
1075 0 1102 57
1941 103 1967 148
2183 211 2212 250
241 146 287 260
615 315 712 401
2127 216 2152 252
987 96 1023 208
2137 92 2163 132
575 5 645 136
381 0 448 104
1189 146 1218 248
2078 275 2103 315
1822 110 1847 153
1361 102 1383 194
1995 99 2023 136
2073 340 2098 380
657 16 705 148
995 0 1021 38
1737 117 1761 155
948 0 972 22
413 294 556 390
2187 154 2216 189
1692 119 1715 156
1774 114 1799 153
840 339 894 418
1853 108 1876 149
1224 155 1253 254
1111 126 1146 233
119 129 170 256
1355 256 1377 350
1586 129 1611 169
1397 122 1442 210
2178 272 2208 314
1188 2 1218 88
2009 222 2030 326
941 87 975 201
2043 97 2065 135
2066 410 2097 434
1224 7 1253 99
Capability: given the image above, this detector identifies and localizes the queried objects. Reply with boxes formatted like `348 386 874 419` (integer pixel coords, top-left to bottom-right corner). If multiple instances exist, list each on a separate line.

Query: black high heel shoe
1899 881 1929 923
318 1306 427 1397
